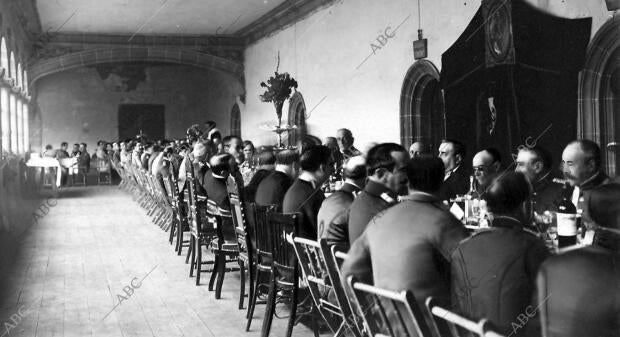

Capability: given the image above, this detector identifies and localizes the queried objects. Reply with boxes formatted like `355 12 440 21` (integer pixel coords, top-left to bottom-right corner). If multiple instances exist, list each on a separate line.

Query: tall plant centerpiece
259 72 298 128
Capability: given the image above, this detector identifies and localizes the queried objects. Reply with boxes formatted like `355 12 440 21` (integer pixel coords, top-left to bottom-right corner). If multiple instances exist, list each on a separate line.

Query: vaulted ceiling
35 0 287 35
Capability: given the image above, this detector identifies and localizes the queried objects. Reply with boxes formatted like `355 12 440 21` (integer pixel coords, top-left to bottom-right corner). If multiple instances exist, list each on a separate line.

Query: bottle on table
465 175 480 223
556 182 578 248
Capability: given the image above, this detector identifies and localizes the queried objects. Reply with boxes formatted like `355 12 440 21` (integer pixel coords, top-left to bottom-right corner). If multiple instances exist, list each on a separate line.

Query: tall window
230 103 241 137
0 88 8 153
16 63 21 88
23 69 27 95
0 38 7 76
23 103 29 152
9 51 15 82
17 100 23 153
9 93 16 153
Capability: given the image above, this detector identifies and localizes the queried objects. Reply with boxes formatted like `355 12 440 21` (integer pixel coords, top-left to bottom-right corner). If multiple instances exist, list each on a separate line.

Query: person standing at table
561 140 611 221
451 172 549 337
283 145 333 239
317 155 366 248
255 149 299 209
515 146 565 215
347 143 407 244
438 139 469 201
342 156 467 307
536 183 620 337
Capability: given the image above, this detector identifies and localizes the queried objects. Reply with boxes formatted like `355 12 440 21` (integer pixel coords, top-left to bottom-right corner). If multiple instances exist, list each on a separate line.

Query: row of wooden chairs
114 160 506 337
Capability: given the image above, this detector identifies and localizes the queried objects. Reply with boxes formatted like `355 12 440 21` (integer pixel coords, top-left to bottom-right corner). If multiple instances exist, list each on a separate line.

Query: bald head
336 128 354 151
409 142 426 158
562 140 601 187
472 148 502 190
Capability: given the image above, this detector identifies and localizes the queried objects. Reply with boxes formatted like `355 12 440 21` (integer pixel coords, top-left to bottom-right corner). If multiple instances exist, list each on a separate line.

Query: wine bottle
465 176 479 221
557 183 577 248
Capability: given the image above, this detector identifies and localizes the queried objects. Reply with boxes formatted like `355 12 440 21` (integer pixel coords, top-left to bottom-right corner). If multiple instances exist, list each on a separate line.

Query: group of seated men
118 121 619 337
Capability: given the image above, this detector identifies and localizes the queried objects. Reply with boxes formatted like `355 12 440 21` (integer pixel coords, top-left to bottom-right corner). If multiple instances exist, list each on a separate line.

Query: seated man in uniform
255 150 299 209
348 143 408 244
342 156 467 308
283 145 333 239
438 139 469 201
317 155 366 248
536 183 620 337
451 172 549 337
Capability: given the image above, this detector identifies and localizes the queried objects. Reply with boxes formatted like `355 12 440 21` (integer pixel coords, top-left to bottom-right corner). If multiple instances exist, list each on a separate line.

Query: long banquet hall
1 0 619 336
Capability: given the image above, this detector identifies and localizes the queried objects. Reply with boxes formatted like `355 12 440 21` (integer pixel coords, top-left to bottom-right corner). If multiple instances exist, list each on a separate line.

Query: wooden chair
96 158 111 185
425 297 505 337
291 237 345 336
320 240 364 337
206 198 240 298
244 203 275 331
226 176 254 310
346 276 434 337
186 170 217 286
260 212 306 337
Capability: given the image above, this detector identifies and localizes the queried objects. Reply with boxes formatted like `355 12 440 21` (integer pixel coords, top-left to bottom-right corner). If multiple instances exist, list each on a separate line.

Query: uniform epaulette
380 192 396 204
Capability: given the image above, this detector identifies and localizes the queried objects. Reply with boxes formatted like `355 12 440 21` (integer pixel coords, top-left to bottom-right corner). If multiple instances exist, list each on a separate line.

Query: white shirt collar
298 171 318 189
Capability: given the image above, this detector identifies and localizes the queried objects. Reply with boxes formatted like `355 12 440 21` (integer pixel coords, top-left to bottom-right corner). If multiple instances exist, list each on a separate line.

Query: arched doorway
230 103 241 137
399 60 445 153
287 91 307 146
579 18 620 176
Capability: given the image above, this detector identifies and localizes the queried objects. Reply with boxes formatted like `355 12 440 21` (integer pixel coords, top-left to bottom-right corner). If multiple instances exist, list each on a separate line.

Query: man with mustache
561 140 612 221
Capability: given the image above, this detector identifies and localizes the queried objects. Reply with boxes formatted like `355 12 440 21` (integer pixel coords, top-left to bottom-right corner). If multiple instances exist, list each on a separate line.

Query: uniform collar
340 181 362 194
579 171 609 191
364 179 395 199
533 171 552 192
399 191 439 203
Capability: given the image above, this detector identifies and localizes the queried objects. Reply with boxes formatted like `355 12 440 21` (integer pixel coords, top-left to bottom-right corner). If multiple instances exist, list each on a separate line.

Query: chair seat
210 241 239 253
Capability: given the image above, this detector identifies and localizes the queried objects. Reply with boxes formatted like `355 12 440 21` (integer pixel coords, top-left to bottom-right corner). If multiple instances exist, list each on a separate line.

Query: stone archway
579 17 620 176
399 59 445 152
28 46 244 86
287 91 307 146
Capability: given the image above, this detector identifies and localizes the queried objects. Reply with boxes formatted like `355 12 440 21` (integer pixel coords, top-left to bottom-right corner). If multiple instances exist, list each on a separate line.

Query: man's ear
533 161 543 174
455 154 462 165
585 157 597 172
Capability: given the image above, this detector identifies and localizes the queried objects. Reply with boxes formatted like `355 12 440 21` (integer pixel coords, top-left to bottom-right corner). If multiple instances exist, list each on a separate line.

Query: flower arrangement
259 72 298 127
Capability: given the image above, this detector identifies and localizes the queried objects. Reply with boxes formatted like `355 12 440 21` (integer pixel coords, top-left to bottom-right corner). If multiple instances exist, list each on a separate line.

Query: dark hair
276 149 300 165
152 145 162 153
205 121 216 130
519 145 552 170
45 144 53 150
574 139 601 170
257 150 276 166
243 140 254 149
61 142 68 147
406 156 445 193
344 158 367 180
211 154 233 176
366 143 406 176
483 147 502 164
300 145 331 172
80 142 87 147
442 139 466 159
484 172 531 214
337 128 353 139
73 143 79 147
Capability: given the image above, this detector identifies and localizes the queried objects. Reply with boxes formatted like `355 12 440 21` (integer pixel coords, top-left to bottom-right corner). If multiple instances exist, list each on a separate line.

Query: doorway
118 104 165 142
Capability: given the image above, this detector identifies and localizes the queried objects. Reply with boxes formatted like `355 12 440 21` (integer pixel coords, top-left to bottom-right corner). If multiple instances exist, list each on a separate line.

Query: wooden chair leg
246 263 255 318
195 240 202 286
215 253 227 299
176 225 183 255
260 275 277 337
311 307 320 337
238 260 246 309
189 237 195 277
286 280 299 337
246 271 260 331
185 234 193 264
209 251 219 291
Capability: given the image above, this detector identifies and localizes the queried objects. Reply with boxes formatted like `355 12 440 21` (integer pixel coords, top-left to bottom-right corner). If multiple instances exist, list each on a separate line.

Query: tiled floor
0 186 321 337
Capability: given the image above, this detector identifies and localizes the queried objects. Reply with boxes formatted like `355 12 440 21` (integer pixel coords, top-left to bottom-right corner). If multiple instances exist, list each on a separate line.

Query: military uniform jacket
578 171 611 223
347 180 398 244
342 192 467 305
282 178 325 239
254 171 293 209
451 217 550 336
531 172 564 214
317 182 361 248
244 168 273 203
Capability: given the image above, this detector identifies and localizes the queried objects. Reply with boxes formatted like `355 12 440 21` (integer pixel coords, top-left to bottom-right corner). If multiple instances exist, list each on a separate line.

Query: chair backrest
346 276 434 337
186 169 199 236
425 297 505 337
291 236 343 334
249 203 276 266
266 212 301 277
320 240 364 337
227 176 251 254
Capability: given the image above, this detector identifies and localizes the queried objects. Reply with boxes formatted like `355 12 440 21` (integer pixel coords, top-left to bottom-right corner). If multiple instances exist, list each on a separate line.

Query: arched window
399 60 445 153
579 18 620 176
23 69 27 95
17 62 22 88
9 51 15 81
23 103 29 152
0 85 8 153
230 103 241 137
287 91 307 146
0 38 7 76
